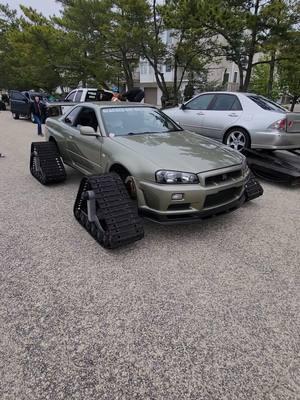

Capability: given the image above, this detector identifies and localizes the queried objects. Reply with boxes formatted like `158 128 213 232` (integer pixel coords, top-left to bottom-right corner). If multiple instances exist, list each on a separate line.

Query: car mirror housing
79 126 99 136
180 103 186 110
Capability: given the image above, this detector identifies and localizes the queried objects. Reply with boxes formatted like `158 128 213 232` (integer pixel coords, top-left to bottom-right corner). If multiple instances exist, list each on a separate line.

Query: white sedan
163 92 300 151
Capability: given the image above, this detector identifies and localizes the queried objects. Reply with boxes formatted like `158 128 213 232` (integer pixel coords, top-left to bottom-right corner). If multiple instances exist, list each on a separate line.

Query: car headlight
156 170 199 184
242 158 249 177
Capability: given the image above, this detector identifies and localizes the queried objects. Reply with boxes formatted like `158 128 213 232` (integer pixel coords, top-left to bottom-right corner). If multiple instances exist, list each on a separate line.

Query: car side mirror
180 103 186 110
79 126 99 136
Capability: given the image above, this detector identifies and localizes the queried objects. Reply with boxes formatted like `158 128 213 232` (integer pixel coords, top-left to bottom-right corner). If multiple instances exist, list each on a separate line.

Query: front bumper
135 173 263 224
252 130 300 150
141 194 245 224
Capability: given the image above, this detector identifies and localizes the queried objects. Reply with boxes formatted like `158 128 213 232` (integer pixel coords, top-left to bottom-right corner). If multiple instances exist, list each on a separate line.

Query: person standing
31 96 45 136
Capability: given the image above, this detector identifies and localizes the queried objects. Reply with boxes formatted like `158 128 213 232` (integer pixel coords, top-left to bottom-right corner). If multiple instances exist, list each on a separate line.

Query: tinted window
75 107 98 132
101 107 181 136
211 94 242 111
231 97 243 110
86 90 97 101
64 107 81 124
75 90 83 102
248 95 286 113
11 92 27 101
66 91 76 102
185 94 215 110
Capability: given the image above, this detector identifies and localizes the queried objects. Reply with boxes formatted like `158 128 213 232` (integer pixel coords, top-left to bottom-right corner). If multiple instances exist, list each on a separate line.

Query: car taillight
270 118 287 131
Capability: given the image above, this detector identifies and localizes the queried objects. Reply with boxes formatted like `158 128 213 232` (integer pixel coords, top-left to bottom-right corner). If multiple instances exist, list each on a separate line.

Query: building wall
135 9 262 104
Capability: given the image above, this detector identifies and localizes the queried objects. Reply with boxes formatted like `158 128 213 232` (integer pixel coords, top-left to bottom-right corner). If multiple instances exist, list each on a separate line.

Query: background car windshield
101 107 181 136
247 95 287 113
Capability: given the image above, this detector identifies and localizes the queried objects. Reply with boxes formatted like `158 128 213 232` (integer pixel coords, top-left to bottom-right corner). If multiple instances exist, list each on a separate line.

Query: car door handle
228 113 238 117
197 112 205 115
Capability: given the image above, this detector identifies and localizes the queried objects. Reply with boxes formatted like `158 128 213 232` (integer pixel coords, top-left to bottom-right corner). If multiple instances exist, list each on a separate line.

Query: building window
166 30 172 45
165 63 172 72
222 72 229 86
233 72 238 83
140 61 148 75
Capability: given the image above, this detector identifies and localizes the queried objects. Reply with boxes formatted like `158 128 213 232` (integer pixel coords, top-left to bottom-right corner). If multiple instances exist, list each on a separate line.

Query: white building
134 3 260 105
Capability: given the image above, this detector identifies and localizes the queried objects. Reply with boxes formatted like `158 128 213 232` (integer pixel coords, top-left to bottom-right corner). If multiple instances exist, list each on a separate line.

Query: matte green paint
46 103 247 217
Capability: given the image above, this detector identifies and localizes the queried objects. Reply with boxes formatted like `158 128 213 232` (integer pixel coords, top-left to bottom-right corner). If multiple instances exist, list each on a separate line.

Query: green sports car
42 102 262 224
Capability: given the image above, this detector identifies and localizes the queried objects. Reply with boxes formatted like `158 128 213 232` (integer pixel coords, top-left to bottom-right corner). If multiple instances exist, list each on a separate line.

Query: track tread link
30 142 66 185
244 172 264 201
74 174 144 249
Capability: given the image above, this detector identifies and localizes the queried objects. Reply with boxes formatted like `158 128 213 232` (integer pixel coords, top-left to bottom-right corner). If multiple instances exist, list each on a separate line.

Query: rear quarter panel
238 95 285 130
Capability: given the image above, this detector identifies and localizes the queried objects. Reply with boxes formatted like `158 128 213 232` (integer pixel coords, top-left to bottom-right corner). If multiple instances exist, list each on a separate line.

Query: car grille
203 187 241 209
205 170 242 186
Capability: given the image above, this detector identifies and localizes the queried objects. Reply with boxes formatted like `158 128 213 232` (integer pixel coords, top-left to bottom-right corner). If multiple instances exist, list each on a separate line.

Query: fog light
172 193 184 200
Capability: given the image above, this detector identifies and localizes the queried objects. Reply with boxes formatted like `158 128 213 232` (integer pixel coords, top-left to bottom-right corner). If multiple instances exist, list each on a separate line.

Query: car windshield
247 95 287 113
101 106 182 136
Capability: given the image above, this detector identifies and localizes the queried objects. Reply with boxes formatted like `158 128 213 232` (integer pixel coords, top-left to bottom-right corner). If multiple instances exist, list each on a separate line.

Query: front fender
102 140 157 182
46 119 70 163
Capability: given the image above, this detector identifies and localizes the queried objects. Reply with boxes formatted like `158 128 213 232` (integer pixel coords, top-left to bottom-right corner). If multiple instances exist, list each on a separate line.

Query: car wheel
224 128 250 152
12 113 19 120
124 176 137 200
73 174 144 249
30 142 66 185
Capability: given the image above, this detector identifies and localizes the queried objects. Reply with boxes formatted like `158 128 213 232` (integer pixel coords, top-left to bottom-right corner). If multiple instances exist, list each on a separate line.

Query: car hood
112 131 244 173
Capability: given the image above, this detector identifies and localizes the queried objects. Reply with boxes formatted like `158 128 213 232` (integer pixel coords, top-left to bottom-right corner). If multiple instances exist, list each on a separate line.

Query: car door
10 90 30 115
65 106 103 174
174 93 215 134
202 94 243 140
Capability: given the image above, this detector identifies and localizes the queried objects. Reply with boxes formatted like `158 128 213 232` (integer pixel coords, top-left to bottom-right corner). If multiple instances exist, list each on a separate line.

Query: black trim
140 195 245 225
245 149 300 185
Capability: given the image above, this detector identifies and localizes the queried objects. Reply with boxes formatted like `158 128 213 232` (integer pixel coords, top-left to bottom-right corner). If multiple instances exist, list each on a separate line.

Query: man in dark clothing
121 87 144 102
30 96 46 136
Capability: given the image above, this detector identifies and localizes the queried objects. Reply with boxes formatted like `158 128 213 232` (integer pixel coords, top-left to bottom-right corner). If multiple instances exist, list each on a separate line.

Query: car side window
86 91 97 101
64 107 81 125
74 107 99 132
211 94 242 111
185 94 215 110
11 92 27 101
74 90 83 102
231 97 243 111
66 91 76 102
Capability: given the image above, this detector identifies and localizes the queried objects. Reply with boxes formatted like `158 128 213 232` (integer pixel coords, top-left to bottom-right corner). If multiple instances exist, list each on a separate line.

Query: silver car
164 92 300 151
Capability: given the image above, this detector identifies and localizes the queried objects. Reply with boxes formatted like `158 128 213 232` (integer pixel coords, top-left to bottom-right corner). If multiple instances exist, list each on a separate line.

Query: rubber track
74 174 144 249
244 172 264 201
30 142 66 185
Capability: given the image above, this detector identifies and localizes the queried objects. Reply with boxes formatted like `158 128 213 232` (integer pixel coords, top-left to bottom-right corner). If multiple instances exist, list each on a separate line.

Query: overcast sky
7 0 62 16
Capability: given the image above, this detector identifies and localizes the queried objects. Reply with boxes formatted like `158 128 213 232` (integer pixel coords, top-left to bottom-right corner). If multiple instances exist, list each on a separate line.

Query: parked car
163 92 300 152
9 90 53 122
64 88 113 103
39 102 263 223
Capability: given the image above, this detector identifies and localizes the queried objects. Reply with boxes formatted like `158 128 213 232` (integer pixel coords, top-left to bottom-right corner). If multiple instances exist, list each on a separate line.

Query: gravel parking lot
0 110 299 400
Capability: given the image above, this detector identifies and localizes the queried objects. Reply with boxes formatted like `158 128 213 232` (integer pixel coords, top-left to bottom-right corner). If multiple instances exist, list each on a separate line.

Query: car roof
196 91 255 96
22 91 48 96
77 101 155 109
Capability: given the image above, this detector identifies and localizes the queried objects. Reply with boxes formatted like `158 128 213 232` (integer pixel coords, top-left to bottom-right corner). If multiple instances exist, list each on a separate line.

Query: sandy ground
0 110 299 400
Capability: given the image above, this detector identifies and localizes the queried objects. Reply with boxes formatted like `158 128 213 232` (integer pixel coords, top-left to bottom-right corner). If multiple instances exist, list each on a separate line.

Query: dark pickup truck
9 90 52 122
